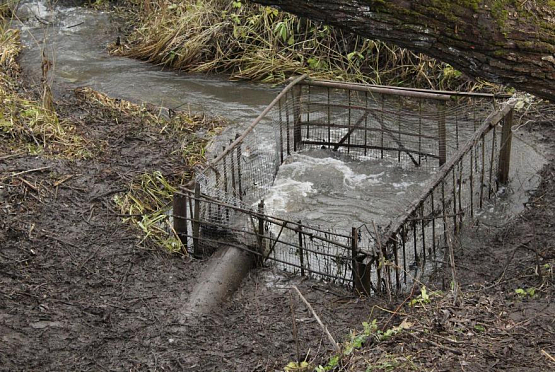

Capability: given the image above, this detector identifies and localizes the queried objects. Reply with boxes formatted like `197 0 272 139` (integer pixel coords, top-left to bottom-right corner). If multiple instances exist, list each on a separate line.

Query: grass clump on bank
0 19 89 158
115 0 497 91
113 171 186 253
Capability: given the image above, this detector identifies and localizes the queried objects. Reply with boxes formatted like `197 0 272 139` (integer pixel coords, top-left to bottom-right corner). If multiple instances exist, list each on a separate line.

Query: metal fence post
297 220 305 276
173 192 188 253
352 227 371 296
236 133 243 201
192 183 201 258
257 200 265 266
497 108 513 184
351 227 358 294
293 86 302 151
438 101 447 166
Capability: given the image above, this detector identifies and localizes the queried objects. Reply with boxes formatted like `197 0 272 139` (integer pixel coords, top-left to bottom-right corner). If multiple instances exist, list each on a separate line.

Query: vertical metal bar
431 191 436 256
351 227 360 294
438 101 447 167
396 225 404 285
380 95 385 159
497 108 513 184
306 85 310 139
470 147 474 217
327 87 331 148
458 161 463 228
257 200 265 266
488 126 496 198
413 220 418 264
279 99 284 164
480 136 486 208
229 140 237 201
364 91 368 157
452 169 458 233
293 86 302 152
398 96 401 163
236 134 243 201
214 158 222 224
441 180 448 246
173 192 188 252
418 100 422 166
297 221 305 277
420 203 426 261
455 99 460 150
193 183 201 258
473 103 478 132
286 93 291 155
222 146 228 194
347 90 352 154
393 236 400 290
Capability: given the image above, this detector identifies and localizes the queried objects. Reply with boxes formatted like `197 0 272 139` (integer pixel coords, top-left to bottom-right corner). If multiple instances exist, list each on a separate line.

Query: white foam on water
278 154 385 189
262 178 316 214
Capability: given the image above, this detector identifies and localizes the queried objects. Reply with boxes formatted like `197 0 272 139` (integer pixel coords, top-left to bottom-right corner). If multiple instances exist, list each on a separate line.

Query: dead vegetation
114 0 501 92
0 17 88 158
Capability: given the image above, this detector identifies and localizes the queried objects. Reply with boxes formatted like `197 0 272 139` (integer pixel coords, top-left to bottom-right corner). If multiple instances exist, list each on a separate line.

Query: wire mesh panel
292 81 495 170
377 104 513 293
173 76 513 294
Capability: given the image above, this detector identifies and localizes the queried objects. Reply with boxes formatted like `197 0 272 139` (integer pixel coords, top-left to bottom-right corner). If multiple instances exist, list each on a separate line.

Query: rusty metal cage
173 76 514 294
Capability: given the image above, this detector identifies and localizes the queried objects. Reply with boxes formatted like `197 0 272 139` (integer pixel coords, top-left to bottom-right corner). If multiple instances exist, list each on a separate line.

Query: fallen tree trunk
251 0 555 102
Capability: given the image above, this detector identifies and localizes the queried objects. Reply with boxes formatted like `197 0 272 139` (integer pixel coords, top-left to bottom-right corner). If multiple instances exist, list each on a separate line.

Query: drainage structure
174 76 514 307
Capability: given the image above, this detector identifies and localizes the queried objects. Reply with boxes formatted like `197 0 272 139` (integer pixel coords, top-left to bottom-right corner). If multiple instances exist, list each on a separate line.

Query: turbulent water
13 1 549 232
262 149 433 230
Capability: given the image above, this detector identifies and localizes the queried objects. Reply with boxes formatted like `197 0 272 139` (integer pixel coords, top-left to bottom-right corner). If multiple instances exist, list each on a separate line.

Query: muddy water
14 1 279 122
14 1 548 234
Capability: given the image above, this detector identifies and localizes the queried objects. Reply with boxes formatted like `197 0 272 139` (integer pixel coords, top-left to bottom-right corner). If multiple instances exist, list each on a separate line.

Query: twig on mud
17 177 38 192
541 349 555 364
408 332 463 355
53 174 74 187
291 285 341 353
89 188 127 202
289 292 301 362
5 166 51 178
0 153 23 161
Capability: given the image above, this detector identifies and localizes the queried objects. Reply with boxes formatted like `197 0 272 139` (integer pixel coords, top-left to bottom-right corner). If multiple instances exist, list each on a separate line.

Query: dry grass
113 171 186 253
0 19 89 158
115 0 500 92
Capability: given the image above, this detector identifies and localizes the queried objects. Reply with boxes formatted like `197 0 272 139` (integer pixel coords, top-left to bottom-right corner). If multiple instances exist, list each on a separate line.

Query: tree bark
251 0 555 101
